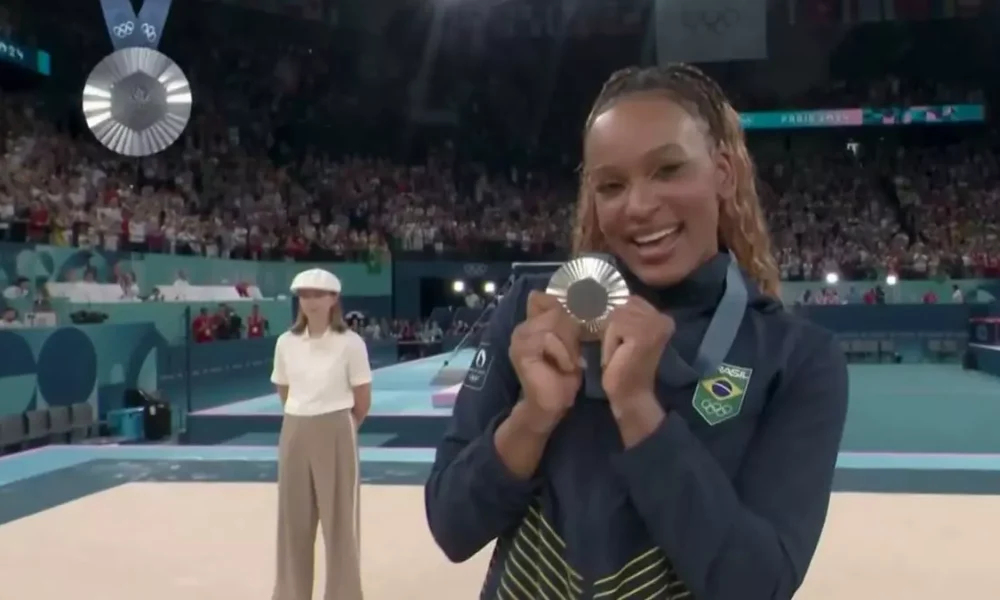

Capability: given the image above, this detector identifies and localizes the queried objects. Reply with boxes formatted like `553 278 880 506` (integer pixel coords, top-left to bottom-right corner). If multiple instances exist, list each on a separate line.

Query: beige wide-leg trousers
273 409 362 600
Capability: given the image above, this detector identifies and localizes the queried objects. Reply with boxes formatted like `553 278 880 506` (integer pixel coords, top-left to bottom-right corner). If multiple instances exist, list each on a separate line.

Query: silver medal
546 256 630 334
82 46 192 157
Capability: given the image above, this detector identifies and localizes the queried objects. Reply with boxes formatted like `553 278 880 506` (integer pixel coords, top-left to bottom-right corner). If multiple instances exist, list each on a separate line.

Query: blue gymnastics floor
2 361 1000 527
3 444 1000 527
193 348 475 417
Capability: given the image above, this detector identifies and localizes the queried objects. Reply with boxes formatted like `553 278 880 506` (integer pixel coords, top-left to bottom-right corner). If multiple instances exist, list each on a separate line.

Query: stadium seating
43 282 265 304
0 402 112 455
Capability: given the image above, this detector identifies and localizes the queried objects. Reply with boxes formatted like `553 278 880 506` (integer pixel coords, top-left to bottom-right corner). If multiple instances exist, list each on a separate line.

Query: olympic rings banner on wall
654 0 767 64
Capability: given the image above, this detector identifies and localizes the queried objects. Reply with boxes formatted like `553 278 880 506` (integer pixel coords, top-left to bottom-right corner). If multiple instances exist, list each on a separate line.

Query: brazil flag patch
692 363 753 426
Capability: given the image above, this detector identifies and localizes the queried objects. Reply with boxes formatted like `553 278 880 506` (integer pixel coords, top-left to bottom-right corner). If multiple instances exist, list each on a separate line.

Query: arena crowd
0 0 997 304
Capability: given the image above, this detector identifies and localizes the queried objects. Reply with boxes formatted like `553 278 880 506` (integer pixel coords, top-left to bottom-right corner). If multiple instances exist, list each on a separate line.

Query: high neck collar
622 252 730 311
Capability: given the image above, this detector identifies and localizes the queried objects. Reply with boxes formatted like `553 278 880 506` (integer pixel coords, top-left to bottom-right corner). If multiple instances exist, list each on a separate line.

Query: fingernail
578 356 587 369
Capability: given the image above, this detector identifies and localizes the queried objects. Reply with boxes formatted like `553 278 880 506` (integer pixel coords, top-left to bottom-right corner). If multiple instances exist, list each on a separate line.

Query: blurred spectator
2 277 30 300
0 306 23 328
215 304 243 340
247 304 268 338
192 308 214 344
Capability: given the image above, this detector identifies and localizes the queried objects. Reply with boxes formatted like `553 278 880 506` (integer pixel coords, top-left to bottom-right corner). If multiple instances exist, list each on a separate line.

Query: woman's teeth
633 226 680 246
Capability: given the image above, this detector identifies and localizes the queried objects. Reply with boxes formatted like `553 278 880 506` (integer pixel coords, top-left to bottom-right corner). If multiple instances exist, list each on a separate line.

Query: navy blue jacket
424 255 849 600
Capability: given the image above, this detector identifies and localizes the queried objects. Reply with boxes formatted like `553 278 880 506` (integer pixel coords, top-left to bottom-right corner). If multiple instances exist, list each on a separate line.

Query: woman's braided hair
572 64 781 298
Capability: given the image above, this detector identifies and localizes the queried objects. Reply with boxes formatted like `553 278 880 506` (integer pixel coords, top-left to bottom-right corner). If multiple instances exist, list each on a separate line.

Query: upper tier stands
45 282 266 304
0 0 996 291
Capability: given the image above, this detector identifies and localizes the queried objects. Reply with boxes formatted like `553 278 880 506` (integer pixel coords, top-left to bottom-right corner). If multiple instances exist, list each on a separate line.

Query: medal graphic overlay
84 0 190 156
83 47 191 157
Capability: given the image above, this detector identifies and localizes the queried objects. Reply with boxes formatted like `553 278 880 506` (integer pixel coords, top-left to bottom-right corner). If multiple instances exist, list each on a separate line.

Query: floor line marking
5 447 1000 479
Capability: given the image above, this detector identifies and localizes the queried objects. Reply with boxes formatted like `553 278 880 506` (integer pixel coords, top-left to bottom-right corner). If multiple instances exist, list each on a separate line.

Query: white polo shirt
270 328 373 416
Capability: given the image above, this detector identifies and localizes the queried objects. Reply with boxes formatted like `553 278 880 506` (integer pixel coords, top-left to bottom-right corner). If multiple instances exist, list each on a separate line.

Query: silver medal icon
546 256 630 334
82 47 193 157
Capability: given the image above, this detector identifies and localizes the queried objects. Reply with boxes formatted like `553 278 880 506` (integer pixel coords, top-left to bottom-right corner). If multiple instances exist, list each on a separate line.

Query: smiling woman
425 64 849 600
576 64 779 296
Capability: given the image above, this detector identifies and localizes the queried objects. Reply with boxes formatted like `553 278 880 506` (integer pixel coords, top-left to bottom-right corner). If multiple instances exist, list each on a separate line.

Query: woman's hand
601 296 675 418
508 291 584 434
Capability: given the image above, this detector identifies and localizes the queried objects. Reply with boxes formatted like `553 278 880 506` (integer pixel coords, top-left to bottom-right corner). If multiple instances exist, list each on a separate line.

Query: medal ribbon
99 0 173 51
